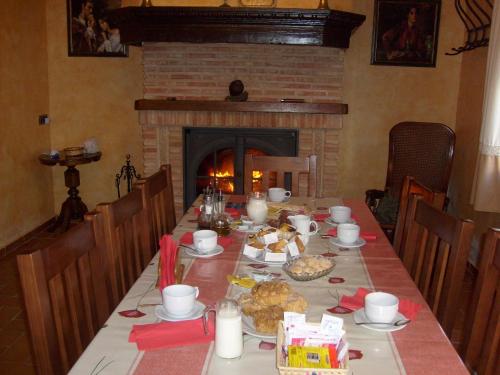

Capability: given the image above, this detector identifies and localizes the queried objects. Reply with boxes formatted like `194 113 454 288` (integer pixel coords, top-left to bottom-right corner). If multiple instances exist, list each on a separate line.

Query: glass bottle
212 190 230 236
198 191 214 230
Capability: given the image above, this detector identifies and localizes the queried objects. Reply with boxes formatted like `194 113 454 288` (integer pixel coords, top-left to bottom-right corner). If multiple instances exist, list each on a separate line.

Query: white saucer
243 252 287 266
184 245 224 258
242 313 276 339
329 237 366 248
155 300 206 322
353 308 407 332
325 217 356 226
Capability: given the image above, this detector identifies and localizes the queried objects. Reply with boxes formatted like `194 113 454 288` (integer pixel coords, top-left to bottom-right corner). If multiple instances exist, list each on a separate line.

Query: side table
39 152 102 232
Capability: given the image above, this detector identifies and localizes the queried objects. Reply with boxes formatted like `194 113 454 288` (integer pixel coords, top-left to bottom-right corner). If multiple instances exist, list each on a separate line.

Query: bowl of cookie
282 255 336 281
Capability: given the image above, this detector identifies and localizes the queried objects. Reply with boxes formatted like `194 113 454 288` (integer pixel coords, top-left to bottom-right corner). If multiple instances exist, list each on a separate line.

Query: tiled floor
0 227 60 375
0 224 476 375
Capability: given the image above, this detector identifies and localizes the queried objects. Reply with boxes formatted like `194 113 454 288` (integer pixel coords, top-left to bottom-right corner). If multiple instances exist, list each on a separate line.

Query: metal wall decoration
115 154 141 198
446 0 493 55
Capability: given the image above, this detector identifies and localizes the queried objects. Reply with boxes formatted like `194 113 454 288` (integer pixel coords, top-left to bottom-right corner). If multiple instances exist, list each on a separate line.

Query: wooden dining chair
392 176 446 256
17 213 111 375
244 154 317 197
401 194 474 337
135 164 177 246
460 228 500 375
97 188 153 307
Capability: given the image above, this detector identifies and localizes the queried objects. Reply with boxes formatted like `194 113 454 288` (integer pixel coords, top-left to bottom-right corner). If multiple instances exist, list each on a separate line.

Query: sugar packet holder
277 313 349 373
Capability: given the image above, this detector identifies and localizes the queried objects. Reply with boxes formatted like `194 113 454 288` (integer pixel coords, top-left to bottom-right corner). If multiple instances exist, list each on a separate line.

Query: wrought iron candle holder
115 154 141 198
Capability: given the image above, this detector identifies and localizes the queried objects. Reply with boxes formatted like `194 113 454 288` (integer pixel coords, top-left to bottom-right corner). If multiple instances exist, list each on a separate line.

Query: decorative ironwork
115 154 141 198
447 0 493 55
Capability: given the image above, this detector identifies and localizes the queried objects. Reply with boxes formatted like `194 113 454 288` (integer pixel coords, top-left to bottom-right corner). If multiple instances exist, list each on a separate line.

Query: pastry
268 239 288 253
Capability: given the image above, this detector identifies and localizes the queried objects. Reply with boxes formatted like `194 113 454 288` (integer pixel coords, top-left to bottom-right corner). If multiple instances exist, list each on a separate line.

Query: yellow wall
0 0 54 248
46 0 143 212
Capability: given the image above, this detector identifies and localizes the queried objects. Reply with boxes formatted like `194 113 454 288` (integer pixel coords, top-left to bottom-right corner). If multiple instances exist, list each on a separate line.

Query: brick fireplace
138 42 346 218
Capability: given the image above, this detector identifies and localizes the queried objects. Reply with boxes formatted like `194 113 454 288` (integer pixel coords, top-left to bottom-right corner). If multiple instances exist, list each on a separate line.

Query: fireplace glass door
183 128 298 210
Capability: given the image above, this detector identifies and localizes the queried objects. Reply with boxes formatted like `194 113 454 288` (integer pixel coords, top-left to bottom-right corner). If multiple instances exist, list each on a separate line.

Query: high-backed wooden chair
365 122 455 234
97 188 153 307
392 176 446 256
135 164 177 251
244 155 317 197
401 195 473 337
460 228 500 375
17 213 111 375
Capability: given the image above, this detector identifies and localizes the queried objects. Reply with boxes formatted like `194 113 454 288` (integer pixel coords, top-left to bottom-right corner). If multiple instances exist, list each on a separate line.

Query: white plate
184 245 224 258
234 224 265 234
242 313 277 339
329 237 366 249
353 308 408 332
155 301 206 322
324 217 356 226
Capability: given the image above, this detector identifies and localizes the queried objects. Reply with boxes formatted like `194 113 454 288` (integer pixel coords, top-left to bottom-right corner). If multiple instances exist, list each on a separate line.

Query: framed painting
371 0 441 67
67 0 128 57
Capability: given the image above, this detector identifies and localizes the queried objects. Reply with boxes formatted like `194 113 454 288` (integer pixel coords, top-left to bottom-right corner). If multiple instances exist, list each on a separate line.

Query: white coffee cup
193 230 218 253
329 206 351 224
364 292 399 323
288 215 319 236
268 187 292 202
337 223 360 244
162 284 200 317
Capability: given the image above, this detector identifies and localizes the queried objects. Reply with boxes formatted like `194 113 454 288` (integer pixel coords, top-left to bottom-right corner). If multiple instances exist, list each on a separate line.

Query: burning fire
215 170 234 192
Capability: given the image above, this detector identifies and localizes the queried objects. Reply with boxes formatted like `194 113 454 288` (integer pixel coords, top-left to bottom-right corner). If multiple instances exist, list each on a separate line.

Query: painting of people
67 0 127 57
371 0 441 67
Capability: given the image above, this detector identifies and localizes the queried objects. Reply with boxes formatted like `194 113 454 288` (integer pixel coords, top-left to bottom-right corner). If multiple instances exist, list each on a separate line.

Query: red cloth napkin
194 207 240 219
327 228 378 241
313 213 330 222
159 235 178 290
129 317 215 351
340 288 421 320
179 232 233 248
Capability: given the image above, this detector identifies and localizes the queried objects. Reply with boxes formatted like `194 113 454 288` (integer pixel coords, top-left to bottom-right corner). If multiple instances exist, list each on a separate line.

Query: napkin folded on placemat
179 232 233 248
313 213 330 222
340 288 421 320
327 228 378 241
129 317 215 351
159 235 178 290
194 207 240 218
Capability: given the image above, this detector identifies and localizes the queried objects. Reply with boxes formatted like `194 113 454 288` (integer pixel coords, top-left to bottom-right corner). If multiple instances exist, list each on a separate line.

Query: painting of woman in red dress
371 1 441 67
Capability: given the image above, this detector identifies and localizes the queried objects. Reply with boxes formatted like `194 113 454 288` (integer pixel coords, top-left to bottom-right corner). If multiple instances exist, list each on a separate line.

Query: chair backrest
135 164 177 252
386 122 455 198
244 155 317 197
97 188 153 307
393 176 446 256
401 195 473 337
461 228 500 375
17 214 110 375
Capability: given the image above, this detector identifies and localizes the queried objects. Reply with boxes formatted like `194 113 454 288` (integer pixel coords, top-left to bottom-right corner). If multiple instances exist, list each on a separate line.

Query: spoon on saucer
355 319 411 326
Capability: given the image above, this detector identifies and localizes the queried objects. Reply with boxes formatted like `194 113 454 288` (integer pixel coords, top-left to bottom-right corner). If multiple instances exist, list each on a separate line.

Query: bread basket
282 256 335 281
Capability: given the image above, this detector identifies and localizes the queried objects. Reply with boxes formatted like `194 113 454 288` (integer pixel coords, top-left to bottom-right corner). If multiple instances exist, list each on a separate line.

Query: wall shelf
135 99 348 115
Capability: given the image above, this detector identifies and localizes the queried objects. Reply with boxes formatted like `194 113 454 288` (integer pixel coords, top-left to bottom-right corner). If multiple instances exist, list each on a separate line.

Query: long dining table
70 196 469 375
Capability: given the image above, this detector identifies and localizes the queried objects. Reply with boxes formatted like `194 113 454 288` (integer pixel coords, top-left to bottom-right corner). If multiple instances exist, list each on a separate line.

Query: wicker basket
276 322 349 375
282 256 336 281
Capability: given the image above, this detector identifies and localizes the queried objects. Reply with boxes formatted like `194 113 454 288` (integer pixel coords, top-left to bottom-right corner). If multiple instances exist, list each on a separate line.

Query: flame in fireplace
215 170 234 192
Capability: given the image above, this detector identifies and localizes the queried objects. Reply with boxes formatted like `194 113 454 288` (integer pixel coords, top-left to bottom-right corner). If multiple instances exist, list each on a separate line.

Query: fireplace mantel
111 6 365 48
135 99 348 114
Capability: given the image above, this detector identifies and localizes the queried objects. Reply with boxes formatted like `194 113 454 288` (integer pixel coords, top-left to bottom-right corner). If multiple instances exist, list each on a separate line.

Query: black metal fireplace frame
183 127 298 210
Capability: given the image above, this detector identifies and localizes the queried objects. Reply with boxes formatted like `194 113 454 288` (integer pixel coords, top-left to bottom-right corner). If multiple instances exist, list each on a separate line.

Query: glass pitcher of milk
215 298 243 358
246 192 268 224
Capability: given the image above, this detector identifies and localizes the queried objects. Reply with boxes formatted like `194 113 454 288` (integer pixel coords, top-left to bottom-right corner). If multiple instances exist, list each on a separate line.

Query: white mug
288 215 319 236
337 223 360 244
162 284 200 317
193 230 218 253
329 206 351 224
268 187 292 202
364 292 399 323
